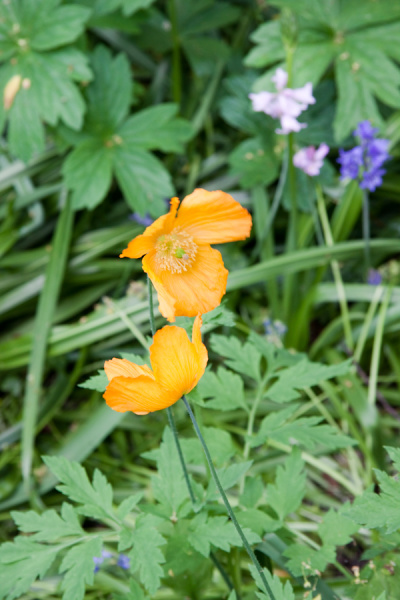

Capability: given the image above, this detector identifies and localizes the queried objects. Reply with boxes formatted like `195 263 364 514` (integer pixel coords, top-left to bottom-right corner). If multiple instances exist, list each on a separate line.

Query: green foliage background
1 0 400 599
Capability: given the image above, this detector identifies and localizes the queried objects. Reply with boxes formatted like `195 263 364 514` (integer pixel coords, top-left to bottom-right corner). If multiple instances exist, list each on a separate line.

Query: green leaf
128 514 166 595
30 5 90 51
210 334 262 381
249 564 295 600
266 359 352 403
11 503 84 542
219 72 269 136
119 104 194 153
283 543 335 577
116 493 144 521
43 456 115 521
93 0 155 17
79 370 108 392
63 140 113 210
188 513 260 557
267 450 306 521
87 45 132 132
196 366 247 411
0 537 62 600
251 405 354 451
207 461 253 500
148 427 190 517
114 145 174 217
60 537 103 600
229 137 279 189
114 578 149 600
318 509 359 547
245 20 285 69
180 427 236 467
236 508 281 536
240 477 264 509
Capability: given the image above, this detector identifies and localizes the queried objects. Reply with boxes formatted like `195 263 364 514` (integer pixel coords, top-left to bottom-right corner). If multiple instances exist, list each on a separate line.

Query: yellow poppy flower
120 188 252 322
103 315 207 415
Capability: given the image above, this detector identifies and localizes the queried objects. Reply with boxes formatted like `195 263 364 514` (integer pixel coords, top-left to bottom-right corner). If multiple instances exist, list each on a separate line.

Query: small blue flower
337 121 390 191
93 549 113 572
367 269 383 286
117 554 130 570
130 213 153 227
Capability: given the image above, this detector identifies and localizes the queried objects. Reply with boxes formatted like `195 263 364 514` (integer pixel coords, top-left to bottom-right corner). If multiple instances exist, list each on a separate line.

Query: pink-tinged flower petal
271 67 288 91
248 91 275 113
314 143 330 161
278 93 305 117
286 82 315 106
276 115 307 135
293 144 329 176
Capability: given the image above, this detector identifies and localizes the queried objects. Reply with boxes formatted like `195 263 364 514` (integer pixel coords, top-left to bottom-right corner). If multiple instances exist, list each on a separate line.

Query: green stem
182 396 277 600
354 284 384 362
362 189 371 278
240 377 268 493
168 0 181 105
316 184 354 351
368 285 392 407
147 277 235 594
283 132 297 320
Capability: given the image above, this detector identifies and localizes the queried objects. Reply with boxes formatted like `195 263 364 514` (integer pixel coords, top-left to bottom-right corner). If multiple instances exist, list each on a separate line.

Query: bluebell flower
367 269 383 286
337 120 390 192
117 554 130 570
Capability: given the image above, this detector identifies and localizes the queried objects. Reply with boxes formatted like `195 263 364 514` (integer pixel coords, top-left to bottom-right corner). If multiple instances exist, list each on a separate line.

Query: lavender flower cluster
93 549 130 573
337 121 390 192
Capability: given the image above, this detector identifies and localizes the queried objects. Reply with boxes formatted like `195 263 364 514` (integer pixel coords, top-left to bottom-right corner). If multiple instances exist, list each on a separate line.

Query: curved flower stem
147 276 235 594
316 184 354 351
362 190 370 278
182 396 277 600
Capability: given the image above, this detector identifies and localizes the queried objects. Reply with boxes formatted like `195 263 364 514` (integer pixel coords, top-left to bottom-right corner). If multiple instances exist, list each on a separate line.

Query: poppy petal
104 358 154 381
150 320 207 396
104 375 177 414
175 189 252 244
191 315 208 387
143 245 228 322
120 197 179 258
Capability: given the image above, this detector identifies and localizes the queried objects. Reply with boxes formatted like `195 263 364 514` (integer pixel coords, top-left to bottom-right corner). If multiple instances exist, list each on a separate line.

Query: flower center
154 228 197 274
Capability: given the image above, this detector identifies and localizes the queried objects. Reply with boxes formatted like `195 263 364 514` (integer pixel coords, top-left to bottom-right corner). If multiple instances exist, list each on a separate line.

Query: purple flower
359 167 386 192
249 67 315 135
93 549 113 572
367 269 383 286
337 147 364 180
293 143 329 176
337 120 390 191
117 554 130 570
354 120 379 143
130 213 153 227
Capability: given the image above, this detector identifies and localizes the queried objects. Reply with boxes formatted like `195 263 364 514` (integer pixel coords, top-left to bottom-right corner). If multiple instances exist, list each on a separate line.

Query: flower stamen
155 228 197 273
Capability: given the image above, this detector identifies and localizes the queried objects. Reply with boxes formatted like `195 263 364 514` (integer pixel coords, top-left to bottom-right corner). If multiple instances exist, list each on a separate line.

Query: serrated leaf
267 450 306 521
318 509 359 547
128 514 166 595
249 564 295 600
150 427 190 517
196 366 247 411
79 370 108 392
11 503 84 541
113 145 174 217
63 140 113 210
207 461 253 500
93 0 155 17
245 20 285 69
0 537 62 600
180 426 236 467
86 45 132 133
210 334 262 381
119 103 194 153
60 537 103 600
283 543 335 577
43 456 115 521
117 493 144 521
236 508 280 536
30 5 90 51
251 406 354 451
188 513 260 557
266 359 352 403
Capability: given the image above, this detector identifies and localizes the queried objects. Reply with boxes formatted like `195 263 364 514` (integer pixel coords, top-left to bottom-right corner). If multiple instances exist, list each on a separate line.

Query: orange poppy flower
120 188 252 322
103 315 207 415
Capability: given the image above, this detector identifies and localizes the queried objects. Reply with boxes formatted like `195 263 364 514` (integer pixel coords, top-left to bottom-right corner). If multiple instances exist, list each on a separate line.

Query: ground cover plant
1 0 400 598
